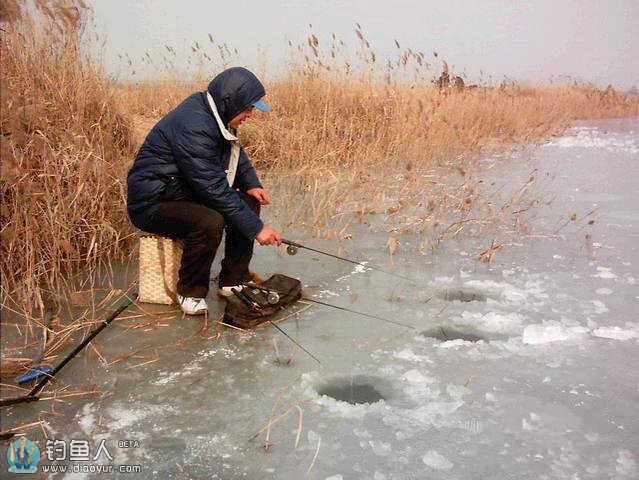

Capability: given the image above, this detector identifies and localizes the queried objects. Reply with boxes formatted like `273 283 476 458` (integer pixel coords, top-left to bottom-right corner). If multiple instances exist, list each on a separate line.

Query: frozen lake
2 118 638 479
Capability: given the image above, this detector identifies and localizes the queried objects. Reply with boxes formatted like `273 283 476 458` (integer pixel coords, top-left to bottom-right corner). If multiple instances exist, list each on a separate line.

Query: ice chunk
446 384 470 399
353 428 371 439
584 432 599 442
592 267 617 279
522 323 571 344
616 450 637 477
393 349 431 363
411 402 464 425
481 311 525 332
402 369 434 384
590 300 609 314
422 450 453 470
437 339 474 348
591 326 639 340
454 310 524 335
325 476 344 480
317 289 340 298
368 440 392 456
595 288 613 295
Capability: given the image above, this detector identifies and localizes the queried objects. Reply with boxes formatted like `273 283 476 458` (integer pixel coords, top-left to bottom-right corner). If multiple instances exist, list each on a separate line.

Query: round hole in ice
316 375 388 405
420 326 487 342
439 289 488 302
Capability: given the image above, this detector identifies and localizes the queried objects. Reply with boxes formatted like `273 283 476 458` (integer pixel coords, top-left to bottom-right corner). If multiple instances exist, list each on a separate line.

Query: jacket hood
207 67 266 125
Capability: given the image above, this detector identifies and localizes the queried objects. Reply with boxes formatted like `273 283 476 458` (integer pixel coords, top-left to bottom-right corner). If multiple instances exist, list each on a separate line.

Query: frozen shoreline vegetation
1 0 638 314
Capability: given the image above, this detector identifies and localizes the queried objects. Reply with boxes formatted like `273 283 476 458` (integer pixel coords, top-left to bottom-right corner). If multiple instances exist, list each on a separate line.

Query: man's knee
197 213 225 241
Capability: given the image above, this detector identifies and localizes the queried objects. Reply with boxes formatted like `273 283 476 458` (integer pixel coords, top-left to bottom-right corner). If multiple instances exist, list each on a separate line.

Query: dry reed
1 0 134 315
2 4 638 322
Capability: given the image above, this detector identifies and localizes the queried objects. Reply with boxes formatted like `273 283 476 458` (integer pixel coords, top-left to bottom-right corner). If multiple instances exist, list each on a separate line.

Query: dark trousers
141 192 260 298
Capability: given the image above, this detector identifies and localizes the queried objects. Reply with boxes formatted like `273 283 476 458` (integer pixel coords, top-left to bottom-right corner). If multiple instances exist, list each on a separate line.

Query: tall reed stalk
1 0 134 312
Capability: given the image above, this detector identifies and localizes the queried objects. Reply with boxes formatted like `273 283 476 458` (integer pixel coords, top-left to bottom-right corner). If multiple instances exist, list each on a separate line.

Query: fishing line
243 283 414 330
231 288 321 365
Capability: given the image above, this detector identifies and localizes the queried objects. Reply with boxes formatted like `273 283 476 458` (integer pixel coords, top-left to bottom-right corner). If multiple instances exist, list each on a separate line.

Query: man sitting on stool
127 67 281 315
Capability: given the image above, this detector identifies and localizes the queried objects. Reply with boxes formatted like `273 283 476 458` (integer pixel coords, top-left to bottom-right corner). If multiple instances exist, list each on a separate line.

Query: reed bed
2 1 638 323
1 0 135 314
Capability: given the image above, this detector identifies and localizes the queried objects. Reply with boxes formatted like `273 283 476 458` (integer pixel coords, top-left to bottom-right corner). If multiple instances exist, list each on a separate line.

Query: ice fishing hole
316 375 389 405
421 326 487 342
439 289 488 302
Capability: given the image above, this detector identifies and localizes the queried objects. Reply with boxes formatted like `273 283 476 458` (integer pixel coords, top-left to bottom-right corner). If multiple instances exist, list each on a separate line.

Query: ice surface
4 119 638 479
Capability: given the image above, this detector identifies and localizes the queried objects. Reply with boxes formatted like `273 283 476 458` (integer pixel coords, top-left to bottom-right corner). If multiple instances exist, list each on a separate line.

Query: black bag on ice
223 274 302 329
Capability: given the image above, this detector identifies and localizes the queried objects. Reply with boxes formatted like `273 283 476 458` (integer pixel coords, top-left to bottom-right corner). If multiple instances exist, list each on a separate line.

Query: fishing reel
267 291 280 304
286 244 298 256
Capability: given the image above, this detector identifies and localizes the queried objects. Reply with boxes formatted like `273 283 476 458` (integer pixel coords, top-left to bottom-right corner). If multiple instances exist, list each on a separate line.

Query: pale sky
89 0 638 90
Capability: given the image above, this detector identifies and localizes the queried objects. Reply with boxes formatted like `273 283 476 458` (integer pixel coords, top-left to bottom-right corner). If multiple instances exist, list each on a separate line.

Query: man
127 67 282 315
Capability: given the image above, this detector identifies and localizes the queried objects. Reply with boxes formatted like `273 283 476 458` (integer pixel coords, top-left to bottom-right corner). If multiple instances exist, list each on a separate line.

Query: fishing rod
243 282 415 330
281 239 416 283
0 293 138 409
231 288 322 365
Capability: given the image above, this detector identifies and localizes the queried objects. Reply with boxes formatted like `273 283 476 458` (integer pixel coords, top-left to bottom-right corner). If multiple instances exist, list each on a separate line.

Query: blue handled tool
16 310 54 385
17 366 53 384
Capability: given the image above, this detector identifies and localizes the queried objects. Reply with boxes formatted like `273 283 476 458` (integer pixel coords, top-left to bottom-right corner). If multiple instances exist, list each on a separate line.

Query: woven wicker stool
138 234 183 305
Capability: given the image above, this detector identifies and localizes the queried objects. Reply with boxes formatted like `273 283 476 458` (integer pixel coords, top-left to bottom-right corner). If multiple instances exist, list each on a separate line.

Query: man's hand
256 225 282 246
247 187 270 205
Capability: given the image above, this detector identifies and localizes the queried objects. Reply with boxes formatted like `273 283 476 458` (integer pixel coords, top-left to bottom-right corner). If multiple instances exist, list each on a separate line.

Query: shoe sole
180 308 208 315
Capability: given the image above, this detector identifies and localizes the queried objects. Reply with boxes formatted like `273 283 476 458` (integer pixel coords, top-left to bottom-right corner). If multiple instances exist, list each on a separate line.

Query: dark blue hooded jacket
127 67 265 240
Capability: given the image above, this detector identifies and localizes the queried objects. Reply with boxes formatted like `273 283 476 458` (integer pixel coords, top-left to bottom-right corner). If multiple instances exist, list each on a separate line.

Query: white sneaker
217 285 244 298
177 295 208 315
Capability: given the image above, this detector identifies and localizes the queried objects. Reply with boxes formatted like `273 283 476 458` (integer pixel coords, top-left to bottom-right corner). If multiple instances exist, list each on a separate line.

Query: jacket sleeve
172 128 264 240
233 147 263 192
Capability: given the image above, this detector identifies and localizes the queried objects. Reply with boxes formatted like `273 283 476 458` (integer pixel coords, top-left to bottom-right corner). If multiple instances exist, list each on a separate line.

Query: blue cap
253 99 272 112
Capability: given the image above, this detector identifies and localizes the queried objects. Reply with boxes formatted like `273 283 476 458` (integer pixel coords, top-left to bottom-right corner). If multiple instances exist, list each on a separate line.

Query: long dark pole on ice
0 293 138 410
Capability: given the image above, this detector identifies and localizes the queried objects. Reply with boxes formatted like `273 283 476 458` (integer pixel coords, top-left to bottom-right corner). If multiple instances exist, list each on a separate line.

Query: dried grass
2 8 638 322
1 0 134 314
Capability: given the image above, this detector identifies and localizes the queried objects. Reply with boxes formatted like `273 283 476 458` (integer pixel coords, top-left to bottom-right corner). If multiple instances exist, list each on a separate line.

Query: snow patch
592 267 618 279
616 450 637 477
76 403 96 436
544 128 639 154
392 349 431 363
595 288 613 295
368 440 392 456
590 300 609 314
522 323 573 344
401 369 435 384
422 450 453 470
455 310 525 335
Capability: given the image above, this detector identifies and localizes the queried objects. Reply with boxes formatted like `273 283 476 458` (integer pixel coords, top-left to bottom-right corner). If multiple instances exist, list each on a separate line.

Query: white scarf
206 92 240 187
